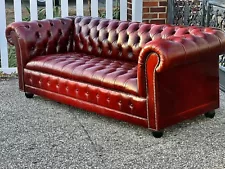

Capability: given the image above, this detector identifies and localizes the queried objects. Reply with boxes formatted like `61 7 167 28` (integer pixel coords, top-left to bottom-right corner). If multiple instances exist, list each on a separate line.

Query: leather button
106 32 109 39
58 29 62 35
56 45 60 52
66 86 69 92
136 36 140 44
88 46 92 51
126 34 129 41
118 100 122 110
47 31 51 37
98 47 102 53
108 50 112 55
129 104 133 109
86 29 90 36
128 52 133 59
79 43 83 49
35 32 40 38
107 97 110 103
38 23 42 28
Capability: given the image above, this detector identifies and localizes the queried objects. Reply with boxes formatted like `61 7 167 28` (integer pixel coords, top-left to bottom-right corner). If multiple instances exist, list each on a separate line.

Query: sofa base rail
24 85 217 137
24 85 149 128
157 101 218 130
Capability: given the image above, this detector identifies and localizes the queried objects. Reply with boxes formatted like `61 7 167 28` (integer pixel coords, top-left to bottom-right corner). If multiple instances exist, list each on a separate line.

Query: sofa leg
204 110 215 118
152 130 164 138
25 92 34 98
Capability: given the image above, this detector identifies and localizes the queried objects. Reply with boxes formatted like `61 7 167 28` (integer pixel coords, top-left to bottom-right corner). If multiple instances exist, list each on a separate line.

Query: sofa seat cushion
25 52 139 96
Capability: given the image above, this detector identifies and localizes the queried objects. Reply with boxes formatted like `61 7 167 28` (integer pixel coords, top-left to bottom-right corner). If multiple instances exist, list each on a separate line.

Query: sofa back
73 16 149 62
73 16 202 63
6 16 212 64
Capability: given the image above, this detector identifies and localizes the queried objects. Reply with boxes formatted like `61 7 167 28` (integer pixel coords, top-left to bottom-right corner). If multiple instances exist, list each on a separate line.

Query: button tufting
107 97 110 103
38 23 42 28
47 31 51 37
108 50 112 55
79 43 84 49
88 46 92 51
106 32 109 39
125 34 129 42
58 29 62 35
96 31 99 37
87 29 90 36
98 47 102 53
129 104 134 109
35 32 40 38
136 36 140 44
66 86 69 92
25 25 30 29
128 52 133 59
115 34 119 40
96 94 99 98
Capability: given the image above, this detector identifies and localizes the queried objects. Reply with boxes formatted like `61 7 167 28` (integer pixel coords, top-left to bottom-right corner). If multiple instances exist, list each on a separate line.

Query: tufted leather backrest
73 16 147 62
73 16 218 63
7 16 223 64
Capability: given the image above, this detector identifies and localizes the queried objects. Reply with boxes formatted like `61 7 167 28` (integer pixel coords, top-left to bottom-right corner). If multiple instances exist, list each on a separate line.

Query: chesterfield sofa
6 16 225 137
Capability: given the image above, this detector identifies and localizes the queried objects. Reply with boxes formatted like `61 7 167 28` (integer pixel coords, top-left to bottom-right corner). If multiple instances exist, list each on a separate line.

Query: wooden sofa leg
25 92 34 98
204 110 215 119
152 130 164 138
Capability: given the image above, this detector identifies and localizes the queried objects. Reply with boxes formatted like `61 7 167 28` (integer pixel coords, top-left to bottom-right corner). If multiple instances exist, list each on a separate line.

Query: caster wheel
25 92 34 98
152 131 163 138
204 110 215 118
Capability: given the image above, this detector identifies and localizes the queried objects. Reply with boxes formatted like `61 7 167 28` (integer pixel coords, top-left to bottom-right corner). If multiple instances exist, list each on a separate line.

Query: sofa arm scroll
138 32 225 73
137 31 225 97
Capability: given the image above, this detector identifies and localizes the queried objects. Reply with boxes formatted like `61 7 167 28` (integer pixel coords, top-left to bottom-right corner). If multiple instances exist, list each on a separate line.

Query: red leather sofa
6 16 225 137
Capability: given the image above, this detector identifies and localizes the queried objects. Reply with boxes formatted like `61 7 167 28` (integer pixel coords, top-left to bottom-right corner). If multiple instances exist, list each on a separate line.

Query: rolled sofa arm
5 17 74 66
138 30 225 73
